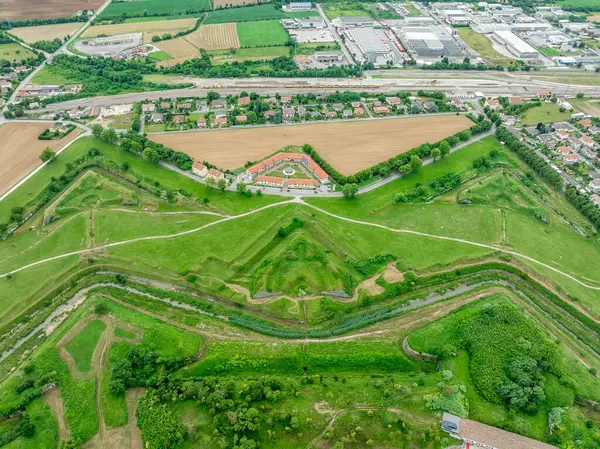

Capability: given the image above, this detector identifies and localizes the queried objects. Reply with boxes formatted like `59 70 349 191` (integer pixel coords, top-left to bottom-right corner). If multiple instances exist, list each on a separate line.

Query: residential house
214 117 228 127
280 96 292 104
211 99 226 109
297 106 307 118
386 97 401 105
592 194 600 207
556 129 569 140
537 91 551 99
265 97 278 105
142 103 156 113
424 101 437 112
579 119 592 129
556 146 571 159
354 107 365 116
372 100 383 108
332 103 344 112
196 101 209 112
374 106 390 115
282 108 295 120
160 102 171 109
29 102 40 109
172 115 184 125
581 135 595 148
324 111 337 118
310 111 321 119
150 113 164 123
564 153 580 164
255 176 284 188
67 109 82 119
486 99 500 110
509 96 523 105
238 96 251 106
589 126 600 135
208 168 225 183
288 178 318 189
213 109 227 119
264 110 276 119
351 101 362 108
192 163 208 177
197 118 207 128
342 109 352 118
236 115 248 123
0 80 11 89
178 103 192 111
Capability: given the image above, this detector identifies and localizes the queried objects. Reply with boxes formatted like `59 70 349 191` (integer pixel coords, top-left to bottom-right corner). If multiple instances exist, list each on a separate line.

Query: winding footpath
1 197 600 294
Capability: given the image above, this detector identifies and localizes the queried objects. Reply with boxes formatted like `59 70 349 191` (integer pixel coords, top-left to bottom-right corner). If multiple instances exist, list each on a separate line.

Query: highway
38 70 600 112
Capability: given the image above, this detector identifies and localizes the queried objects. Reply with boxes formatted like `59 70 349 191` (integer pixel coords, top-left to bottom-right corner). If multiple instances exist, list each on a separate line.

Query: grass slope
64 319 107 373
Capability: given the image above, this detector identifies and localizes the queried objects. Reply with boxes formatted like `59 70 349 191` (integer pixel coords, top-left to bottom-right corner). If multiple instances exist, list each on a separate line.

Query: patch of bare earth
383 263 404 283
43 387 70 445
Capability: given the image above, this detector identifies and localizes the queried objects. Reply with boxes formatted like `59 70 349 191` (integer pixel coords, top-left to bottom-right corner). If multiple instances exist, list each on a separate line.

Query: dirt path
43 387 70 447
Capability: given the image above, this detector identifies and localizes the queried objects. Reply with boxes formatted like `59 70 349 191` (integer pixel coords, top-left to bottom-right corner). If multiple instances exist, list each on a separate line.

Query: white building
493 30 539 59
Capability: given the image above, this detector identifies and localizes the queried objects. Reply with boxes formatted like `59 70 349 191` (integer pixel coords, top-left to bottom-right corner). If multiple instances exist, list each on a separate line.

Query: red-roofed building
579 119 592 129
557 146 571 158
214 117 228 127
288 178 318 189
373 106 390 115
172 115 184 124
354 107 365 116
564 153 580 164
592 194 600 207
208 168 225 182
581 135 595 147
236 115 248 123
238 96 251 106
197 118 206 128
193 163 208 177
255 176 284 188
509 96 523 105
556 130 569 140
537 91 551 99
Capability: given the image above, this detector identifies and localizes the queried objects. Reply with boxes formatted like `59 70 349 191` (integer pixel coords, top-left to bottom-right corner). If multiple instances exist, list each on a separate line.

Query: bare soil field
156 38 201 67
9 22 83 43
2 0 105 20
588 14 600 21
150 116 472 175
0 123 81 196
213 0 266 8
82 18 197 44
184 23 240 50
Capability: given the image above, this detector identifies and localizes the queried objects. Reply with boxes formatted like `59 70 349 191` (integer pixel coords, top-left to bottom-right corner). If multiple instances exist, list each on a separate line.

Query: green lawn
520 103 571 125
405 4 422 16
237 20 289 47
101 0 211 19
30 65 76 84
457 27 512 66
148 50 173 61
0 43 35 62
538 46 561 57
64 320 107 372
204 4 284 24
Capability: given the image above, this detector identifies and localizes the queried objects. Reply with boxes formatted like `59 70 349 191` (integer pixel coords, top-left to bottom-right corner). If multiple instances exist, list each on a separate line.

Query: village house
332 103 344 111
236 115 248 123
556 146 571 159
485 99 500 110
238 96 251 106
386 97 401 105
255 176 284 188
208 168 225 183
288 178 318 189
264 110 276 119
178 103 192 110
537 91 551 99
172 115 184 125
424 101 437 112
579 119 592 129
196 118 206 128
297 106 307 118
590 126 600 135
581 135 595 148
0 80 11 89
150 113 164 124
265 97 278 105
282 108 295 120
372 100 383 108
192 163 208 177
354 107 365 116
196 101 209 112
67 109 83 119
324 111 337 118
342 109 352 118
564 153 580 164
310 111 321 119
509 96 523 105
142 103 156 113
592 194 600 207
213 110 227 119
280 96 292 104
211 99 226 109
214 117 228 127
556 129 569 140
351 101 362 108
160 102 171 109
374 106 390 115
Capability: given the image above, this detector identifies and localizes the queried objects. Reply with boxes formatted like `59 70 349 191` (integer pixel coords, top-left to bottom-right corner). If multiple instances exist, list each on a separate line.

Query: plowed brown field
0 123 81 196
10 22 83 43
81 18 197 44
150 116 472 175
2 0 105 20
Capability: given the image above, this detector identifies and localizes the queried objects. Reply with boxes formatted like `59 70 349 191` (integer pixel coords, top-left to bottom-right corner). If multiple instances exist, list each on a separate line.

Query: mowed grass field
0 43 35 62
101 0 211 18
237 20 288 47
0 123 81 196
213 0 269 7
2 0 104 20
64 320 106 373
82 18 197 44
520 103 571 125
9 23 82 43
150 115 472 174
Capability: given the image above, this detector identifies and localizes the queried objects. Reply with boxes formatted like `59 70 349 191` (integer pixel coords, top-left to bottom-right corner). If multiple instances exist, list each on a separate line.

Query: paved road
316 4 355 64
2 196 600 294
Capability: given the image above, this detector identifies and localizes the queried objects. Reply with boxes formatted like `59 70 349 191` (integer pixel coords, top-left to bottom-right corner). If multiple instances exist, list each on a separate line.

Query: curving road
1 197 600 293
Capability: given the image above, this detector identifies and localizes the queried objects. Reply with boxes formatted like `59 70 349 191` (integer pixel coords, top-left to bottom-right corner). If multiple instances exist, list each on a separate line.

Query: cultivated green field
237 20 289 47
204 4 285 24
520 103 571 125
100 0 212 19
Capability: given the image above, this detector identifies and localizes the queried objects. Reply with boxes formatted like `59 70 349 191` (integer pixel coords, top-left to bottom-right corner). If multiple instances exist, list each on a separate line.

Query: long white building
493 30 539 59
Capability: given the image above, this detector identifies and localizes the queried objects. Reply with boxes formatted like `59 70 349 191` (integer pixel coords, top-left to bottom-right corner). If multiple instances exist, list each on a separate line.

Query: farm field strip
1 0 105 20
213 0 266 7
150 115 472 174
156 38 201 67
183 23 240 50
0 123 81 197
9 22 83 43
82 18 198 44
